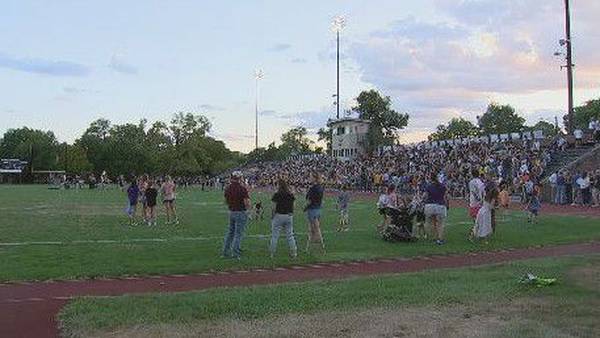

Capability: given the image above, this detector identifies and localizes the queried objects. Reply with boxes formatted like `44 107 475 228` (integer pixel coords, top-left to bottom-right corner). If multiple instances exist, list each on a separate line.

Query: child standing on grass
161 176 179 225
126 178 140 226
527 184 541 224
337 185 350 232
145 180 158 226
409 191 426 239
471 188 497 241
498 182 510 222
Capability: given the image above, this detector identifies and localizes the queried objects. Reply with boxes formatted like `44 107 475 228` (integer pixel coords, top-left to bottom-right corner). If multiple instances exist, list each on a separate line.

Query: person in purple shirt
126 178 140 226
423 172 448 245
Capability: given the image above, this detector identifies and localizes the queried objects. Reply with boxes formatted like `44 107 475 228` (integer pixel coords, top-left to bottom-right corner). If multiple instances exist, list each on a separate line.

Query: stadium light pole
332 15 346 120
563 0 574 133
254 69 264 150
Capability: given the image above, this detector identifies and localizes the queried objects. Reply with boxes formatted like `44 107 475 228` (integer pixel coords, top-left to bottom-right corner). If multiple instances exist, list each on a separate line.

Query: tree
564 98 600 130
77 118 113 173
352 90 409 151
58 144 93 174
279 126 313 156
317 127 333 155
528 121 559 137
428 117 479 141
0 127 60 171
478 103 526 135
170 112 211 146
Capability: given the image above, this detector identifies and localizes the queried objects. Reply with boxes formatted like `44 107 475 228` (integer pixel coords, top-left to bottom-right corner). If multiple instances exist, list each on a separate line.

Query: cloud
200 104 225 111
0 53 90 77
108 54 138 75
269 43 292 52
347 0 600 140
210 131 253 142
260 110 279 117
291 57 307 64
63 86 100 95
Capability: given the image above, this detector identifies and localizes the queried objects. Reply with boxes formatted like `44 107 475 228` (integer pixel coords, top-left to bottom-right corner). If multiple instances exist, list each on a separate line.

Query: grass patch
59 255 600 338
1 185 599 281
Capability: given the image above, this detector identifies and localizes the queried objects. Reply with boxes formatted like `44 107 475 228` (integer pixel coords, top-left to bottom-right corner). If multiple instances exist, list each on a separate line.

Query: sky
1 0 599 152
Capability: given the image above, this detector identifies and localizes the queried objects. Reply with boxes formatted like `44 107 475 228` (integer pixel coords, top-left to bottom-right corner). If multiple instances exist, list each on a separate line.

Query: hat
231 171 243 179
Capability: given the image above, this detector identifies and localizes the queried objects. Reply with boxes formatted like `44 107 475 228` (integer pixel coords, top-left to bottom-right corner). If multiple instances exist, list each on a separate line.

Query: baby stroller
380 206 416 242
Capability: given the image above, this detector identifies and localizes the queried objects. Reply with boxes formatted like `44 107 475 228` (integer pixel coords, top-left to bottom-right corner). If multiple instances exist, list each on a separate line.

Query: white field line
0 229 372 247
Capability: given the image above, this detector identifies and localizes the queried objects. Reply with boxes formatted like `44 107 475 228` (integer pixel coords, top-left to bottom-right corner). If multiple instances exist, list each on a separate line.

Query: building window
336 127 345 135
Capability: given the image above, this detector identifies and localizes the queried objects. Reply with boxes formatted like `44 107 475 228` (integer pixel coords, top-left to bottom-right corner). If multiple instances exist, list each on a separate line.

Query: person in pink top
161 176 179 225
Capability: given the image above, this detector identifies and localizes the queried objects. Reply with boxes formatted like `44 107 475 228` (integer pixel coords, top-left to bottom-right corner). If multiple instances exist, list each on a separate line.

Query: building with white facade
328 118 370 160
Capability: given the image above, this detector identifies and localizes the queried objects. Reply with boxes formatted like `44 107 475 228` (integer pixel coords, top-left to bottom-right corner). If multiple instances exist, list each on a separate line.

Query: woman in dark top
305 173 325 253
424 172 448 245
270 179 297 258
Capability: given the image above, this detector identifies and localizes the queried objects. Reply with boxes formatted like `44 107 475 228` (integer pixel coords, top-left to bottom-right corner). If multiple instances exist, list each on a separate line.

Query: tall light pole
254 69 264 150
332 15 346 120
563 0 574 133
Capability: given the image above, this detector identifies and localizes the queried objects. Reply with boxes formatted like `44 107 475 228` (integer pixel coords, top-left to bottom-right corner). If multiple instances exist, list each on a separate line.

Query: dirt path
1 241 599 338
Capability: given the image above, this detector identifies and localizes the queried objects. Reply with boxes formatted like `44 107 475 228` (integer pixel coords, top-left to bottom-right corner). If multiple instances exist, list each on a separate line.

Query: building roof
327 117 371 126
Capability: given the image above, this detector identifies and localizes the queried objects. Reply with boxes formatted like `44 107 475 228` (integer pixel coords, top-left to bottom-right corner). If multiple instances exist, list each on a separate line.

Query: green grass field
1 185 599 282
60 255 600 337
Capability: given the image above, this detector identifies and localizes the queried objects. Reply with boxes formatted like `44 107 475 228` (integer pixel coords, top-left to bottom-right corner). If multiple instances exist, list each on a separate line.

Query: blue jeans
270 214 297 256
222 211 248 258
555 185 565 205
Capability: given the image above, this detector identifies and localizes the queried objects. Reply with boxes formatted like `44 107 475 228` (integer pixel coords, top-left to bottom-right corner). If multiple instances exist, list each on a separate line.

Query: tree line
0 112 244 176
428 98 600 142
2 92 597 174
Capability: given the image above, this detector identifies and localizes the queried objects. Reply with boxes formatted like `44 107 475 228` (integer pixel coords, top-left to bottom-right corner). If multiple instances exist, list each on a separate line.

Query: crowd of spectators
239 137 562 201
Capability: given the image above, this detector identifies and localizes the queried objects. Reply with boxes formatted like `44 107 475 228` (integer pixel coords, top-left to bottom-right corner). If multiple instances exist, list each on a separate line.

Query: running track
2 203 600 337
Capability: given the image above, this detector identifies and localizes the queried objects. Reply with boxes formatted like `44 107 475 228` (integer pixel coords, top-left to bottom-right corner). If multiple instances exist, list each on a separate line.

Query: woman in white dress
472 188 497 240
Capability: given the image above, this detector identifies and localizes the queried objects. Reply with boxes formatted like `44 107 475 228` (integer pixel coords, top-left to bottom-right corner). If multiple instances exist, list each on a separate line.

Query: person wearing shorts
161 176 178 225
145 180 158 226
424 172 448 245
305 173 325 253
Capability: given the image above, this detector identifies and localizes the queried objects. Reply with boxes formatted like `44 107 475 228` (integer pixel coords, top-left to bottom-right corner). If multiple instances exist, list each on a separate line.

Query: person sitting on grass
126 178 140 226
337 185 350 232
145 180 158 226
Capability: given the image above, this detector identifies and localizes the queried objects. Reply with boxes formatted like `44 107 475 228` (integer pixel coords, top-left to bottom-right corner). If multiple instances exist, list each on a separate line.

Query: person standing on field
305 173 325 254
222 171 250 259
269 179 297 258
468 169 485 222
161 176 179 225
145 180 158 226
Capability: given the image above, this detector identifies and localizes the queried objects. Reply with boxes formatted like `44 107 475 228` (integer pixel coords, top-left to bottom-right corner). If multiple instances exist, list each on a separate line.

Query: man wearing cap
222 171 250 259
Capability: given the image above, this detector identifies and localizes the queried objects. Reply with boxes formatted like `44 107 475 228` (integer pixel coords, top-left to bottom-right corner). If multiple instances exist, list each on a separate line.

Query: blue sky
1 0 599 152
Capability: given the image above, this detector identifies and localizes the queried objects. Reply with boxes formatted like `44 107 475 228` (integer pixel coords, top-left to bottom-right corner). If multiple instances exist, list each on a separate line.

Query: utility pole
564 0 574 133
336 30 340 119
254 69 264 150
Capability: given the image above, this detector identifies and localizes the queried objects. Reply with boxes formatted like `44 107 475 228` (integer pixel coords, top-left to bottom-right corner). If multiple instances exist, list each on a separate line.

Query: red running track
1 241 599 338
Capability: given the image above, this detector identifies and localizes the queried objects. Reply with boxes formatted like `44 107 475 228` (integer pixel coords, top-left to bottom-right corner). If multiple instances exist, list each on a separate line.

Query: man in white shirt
574 129 584 146
468 169 485 221
549 171 558 204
